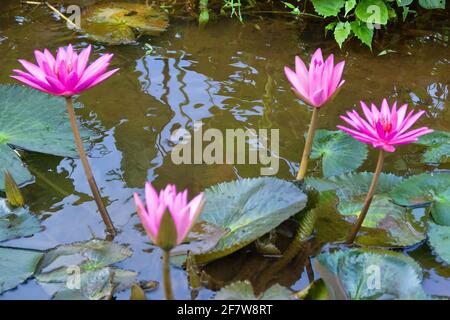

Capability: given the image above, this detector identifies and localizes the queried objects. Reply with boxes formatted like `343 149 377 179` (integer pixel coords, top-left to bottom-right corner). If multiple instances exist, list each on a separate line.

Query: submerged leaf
0 85 85 190
0 199 44 242
310 130 368 177
82 2 169 45
316 249 429 300
307 173 424 247
4 171 24 207
294 279 329 300
196 177 307 264
390 172 450 226
215 281 293 300
0 247 43 294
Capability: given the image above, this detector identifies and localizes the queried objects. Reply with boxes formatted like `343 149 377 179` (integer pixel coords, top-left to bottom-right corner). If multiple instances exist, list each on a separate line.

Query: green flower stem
162 249 174 300
65 97 116 238
297 107 319 181
346 149 385 245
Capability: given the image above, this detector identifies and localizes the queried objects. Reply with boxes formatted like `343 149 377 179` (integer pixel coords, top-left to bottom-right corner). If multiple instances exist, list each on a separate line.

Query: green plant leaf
310 0 345 17
418 0 446 9
310 130 368 177
214 280 293 300
390 172 450 226
316 249 429 299
0 199 44 242
0 85 84 190
428 222 450 265
334 21 352 48
414 130 450 164
345 0 357 16
196 177 307 264
397 0 414 6
0 247 43 294
355 0 389 25
295 279 329 300
350 20 374 49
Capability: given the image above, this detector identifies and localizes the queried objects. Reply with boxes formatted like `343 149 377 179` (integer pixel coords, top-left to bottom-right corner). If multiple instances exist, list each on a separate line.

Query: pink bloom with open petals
337 99 433 152
134 183 205 246
11 44 119 97
284 48 345 108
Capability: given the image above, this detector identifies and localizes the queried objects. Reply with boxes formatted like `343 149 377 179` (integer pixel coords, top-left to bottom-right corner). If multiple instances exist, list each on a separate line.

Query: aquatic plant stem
346 149 385 245
163 249 174 300
297 107 319 181
65 97 116 237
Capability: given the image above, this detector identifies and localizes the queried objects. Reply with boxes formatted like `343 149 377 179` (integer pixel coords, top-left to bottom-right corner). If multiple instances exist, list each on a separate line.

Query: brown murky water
0 0 449 299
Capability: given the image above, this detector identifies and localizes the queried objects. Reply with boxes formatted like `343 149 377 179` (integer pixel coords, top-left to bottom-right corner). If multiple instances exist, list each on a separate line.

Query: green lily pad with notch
309 130 368 177
414 130 450 164
0 85 85 190
0 199 44 242
390 172 450 226
214 281 293 300
195 177 307 264
428 221 450 265
82 2 169 45
307 173 426 247
0 247 43 294
315 249 429 300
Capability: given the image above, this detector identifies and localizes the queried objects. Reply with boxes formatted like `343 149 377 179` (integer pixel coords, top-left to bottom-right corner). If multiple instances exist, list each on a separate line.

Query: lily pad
310 129 368 177
307 173 424 247
35 239 135 300
0 247 43 294
414 130 450 164
0 199 44 242
315 249 429 300
214 281 293 300
0 85 82 190
195 177 307 264
82 2 169 45
428 222 450 265
390 172 450 226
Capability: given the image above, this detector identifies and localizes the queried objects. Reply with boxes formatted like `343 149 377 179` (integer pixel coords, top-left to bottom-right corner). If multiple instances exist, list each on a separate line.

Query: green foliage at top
302 0 447 49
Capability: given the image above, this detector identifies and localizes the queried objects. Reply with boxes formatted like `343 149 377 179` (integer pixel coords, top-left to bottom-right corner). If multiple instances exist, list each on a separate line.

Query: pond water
0 0 449 299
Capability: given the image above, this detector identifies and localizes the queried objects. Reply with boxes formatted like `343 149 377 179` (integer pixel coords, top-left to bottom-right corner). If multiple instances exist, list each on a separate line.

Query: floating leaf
307 173 425 247
355 0 389 25
390 172 450 226
0 199 44 242
0 247 43 294
130 284 147 300
0 85 83 190
316 249 429 300
310 0 345 17
428 222 450 265
215 281 293 300
415 130 450 164
310 130 368 177
196 177 307 264
82 2 169 45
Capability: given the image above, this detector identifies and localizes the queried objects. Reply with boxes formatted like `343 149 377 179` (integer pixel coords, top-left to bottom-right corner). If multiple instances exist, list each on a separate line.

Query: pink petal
284 66 310 103
77 45 92 75
329 61 345 96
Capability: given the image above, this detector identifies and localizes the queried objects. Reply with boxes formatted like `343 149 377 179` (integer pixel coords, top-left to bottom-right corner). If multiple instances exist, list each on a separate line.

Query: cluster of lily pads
1 42 449 300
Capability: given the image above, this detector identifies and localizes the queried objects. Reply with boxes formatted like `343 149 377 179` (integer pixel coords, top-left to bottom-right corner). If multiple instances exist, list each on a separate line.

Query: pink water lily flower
284 48 345 108
337 99 433 152
11 44 118 97
134 183 205 247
